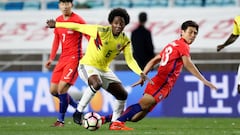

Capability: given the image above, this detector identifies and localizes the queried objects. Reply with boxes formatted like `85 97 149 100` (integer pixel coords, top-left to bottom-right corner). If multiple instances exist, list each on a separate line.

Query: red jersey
157 38 190 86
145 38 190 104
49 12 86 62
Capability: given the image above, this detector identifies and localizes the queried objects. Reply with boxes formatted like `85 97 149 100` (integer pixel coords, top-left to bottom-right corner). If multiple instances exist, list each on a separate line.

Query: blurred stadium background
0 0 239 71
0 0 238 10
0 0 240 118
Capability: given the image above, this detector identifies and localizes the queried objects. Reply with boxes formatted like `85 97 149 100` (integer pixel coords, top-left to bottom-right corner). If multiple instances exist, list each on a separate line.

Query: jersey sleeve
232 16 240 35
49 33 60 60
123 42 142 75
76 15 86 24
56 22 99 38
75 15 90 40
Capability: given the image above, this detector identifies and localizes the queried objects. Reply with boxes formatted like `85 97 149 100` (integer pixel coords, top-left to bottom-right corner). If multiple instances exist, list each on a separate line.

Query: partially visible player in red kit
45 0 87 127
108 20 218 130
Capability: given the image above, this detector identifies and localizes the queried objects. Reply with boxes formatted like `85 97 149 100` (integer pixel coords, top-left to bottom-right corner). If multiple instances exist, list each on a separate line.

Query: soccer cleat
109 121 133 131
72 111 83 125
101 114 112 125
51 121 64 127
101 116 106 125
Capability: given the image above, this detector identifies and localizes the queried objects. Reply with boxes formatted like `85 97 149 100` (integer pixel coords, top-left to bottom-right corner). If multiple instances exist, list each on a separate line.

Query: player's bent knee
88 77 102 91
90 83 102 91
50 90 58 97
93 84 102 91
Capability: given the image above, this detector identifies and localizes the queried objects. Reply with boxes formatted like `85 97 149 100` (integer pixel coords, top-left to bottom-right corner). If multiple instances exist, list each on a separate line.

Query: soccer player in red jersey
45 0 86 127
108 20 218 130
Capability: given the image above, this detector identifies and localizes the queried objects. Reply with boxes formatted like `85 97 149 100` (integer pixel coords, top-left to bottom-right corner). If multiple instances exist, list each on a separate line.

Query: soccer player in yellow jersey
217 15 240 93
46 8 150 126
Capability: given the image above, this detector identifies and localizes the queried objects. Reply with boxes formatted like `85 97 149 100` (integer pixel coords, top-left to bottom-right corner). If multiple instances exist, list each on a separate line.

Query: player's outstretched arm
131 73 153 87
217 34 239 52
182 56 217 90
131 55 160 87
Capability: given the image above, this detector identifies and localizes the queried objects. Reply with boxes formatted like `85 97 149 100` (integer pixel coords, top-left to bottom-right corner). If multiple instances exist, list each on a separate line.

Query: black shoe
73 111 83 125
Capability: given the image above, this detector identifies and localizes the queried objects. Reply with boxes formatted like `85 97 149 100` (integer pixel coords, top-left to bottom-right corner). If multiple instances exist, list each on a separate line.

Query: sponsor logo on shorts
158 94 163 101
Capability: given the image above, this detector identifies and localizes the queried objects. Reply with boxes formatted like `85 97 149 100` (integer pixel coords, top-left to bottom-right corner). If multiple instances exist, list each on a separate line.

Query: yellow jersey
233 16 240 35
56 22 142 75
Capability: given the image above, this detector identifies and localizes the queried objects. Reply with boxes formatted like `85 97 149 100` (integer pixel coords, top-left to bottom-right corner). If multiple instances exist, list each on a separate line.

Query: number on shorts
65 68 73 78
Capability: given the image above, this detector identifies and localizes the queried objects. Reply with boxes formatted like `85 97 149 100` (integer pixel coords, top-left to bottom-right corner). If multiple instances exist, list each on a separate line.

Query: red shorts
51 60 79 85
144 75 172 103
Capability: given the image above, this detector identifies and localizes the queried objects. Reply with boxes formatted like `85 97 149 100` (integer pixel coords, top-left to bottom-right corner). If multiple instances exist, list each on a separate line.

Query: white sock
111 100 126 121
77 85 96 112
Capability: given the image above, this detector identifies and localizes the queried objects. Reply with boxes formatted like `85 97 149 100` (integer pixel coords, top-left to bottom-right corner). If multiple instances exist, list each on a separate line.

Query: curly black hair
108 8 130 25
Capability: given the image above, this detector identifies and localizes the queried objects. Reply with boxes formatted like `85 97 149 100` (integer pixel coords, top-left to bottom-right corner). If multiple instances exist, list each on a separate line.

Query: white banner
0 7 239 52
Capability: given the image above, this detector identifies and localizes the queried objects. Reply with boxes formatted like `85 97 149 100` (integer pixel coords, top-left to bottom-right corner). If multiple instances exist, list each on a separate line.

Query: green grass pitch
0 117 239 135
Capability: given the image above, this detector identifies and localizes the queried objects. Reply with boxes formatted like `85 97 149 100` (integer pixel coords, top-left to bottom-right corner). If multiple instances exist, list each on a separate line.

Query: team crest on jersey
117 44 122 50
117 44 127 52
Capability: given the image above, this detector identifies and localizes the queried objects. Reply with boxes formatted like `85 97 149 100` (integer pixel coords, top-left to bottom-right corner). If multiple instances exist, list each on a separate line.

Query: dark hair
108 8 130 25
139 12 147 23
59 0 73 3
181 20 199 32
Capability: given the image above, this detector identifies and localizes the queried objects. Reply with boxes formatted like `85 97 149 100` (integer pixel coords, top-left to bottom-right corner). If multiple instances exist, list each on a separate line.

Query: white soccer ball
82 112 102 131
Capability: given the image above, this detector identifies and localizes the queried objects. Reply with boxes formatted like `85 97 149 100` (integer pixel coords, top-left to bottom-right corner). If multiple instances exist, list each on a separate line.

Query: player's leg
53 62 79 126
237 64 240 93
50 82 77 109
109 94 156 130
49 82 66 127
110 76 166 130
61 61 80 108
58 61 79 110
50 64 65 127
106 82 128 121
94 70 127 125
73 64 102 125
55 81 71 125
101 70 128 123
49 83 58 97
49 63 61 98
76 75 102 112
113 95 153 124
131 94 156 121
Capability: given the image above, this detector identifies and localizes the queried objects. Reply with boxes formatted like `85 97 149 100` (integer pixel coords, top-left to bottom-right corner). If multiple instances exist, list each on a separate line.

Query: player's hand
205 80 217 90
217 44 225 52
45 59 52 69
46 19 56 28
131 73 154 87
